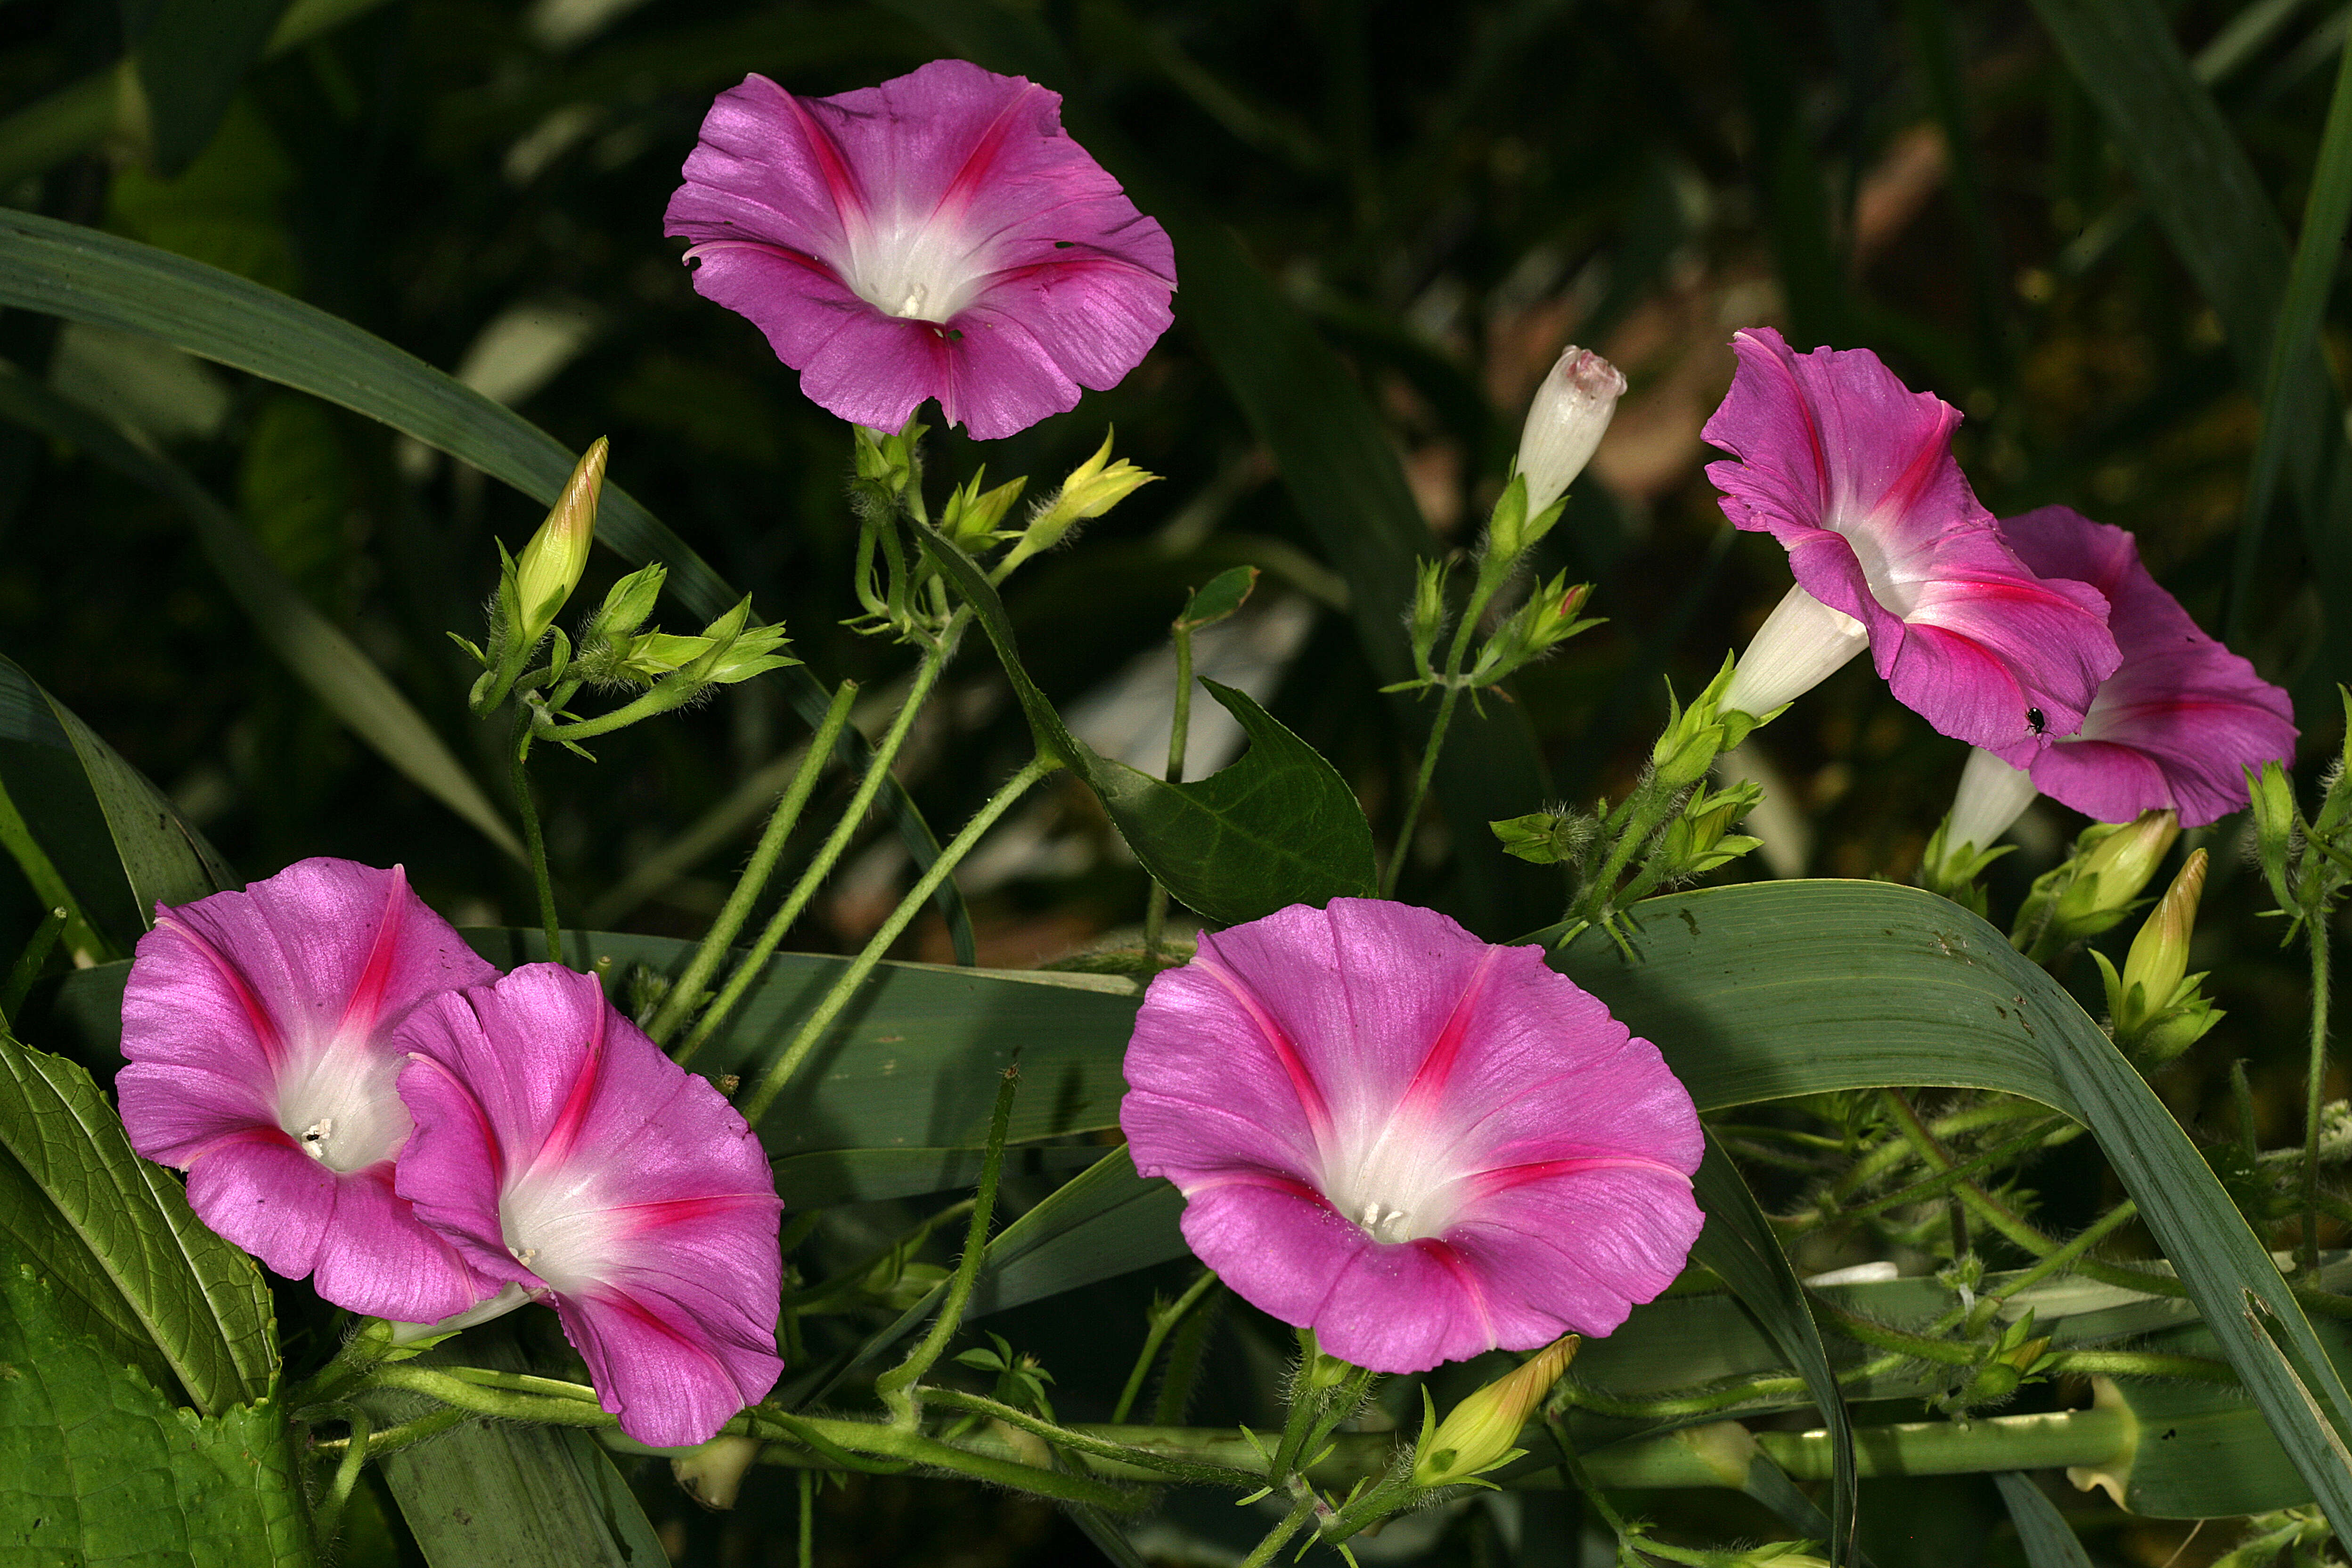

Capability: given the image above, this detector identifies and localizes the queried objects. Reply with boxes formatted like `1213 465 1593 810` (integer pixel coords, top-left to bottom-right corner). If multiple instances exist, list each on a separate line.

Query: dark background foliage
1 0 2347 1562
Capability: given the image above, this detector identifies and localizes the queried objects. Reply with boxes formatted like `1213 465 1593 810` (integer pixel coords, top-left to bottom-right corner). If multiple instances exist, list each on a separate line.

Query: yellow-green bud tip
1411 1335 1579 1489
2120 847 2208 1032
514 437 608 644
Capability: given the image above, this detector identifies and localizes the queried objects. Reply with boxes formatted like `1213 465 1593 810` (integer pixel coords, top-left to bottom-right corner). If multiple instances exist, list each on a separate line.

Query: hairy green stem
738 754 1053 1119
1237 1498 1319 1568
361 1365 617 1429
678 627 959 1067
1144 618 1199 952
2308 910 2335 1276
308 1405 372 1549
1383 681 1464 899
1112 1269 1220 1425
509 726 563 962
923 1388 1260 1486
648 679 857 1047
876 1069 1020 1427
2044 1350 2236 1383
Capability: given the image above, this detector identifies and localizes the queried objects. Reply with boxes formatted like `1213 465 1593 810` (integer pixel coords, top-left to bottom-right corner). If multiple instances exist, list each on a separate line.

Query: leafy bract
0 1032 275 1415
0 1264 308 1567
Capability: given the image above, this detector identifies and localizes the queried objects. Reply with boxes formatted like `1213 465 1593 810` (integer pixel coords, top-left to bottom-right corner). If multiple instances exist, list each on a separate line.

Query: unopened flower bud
1411 1335 1578 1490
2055 810 2179 926
941 469 1028 552
1406 557 1451 683
2117 849 2207 1038
1515 347 1625 518
591 564 667 644
673 1434 762 1511
514 438 608 650
2249 759 2303 912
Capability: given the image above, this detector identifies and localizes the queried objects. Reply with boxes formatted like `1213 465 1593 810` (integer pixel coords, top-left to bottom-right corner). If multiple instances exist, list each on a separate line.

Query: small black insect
2025 707 2047 735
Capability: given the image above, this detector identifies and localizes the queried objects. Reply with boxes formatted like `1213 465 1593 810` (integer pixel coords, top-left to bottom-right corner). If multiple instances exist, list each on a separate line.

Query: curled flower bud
1515 347 1625 519
2119 848 2207 1034
1411 1335 1579 1490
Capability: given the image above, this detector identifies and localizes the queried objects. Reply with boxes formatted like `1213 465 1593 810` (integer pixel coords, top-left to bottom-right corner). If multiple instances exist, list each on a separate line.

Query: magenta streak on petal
934 89 1036 226
1748 332 1830 515
156 914 287 1076
1878 407 1955 530
773 86 867 226
1416 1237 1499 1348
335 865 409 1037
597 1191 779 1236
1192 955 1336 1152
1178 1169 1327 1203
408 1051 506 1192
590 1286 733 1386
536 990 606 1172
1396 945 1502 1122
1463 1154 1695 1203
182 1121 299 1168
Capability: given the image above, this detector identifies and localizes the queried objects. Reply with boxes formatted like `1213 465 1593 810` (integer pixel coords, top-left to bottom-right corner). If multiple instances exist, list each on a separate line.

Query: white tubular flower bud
1945 746 2041 854
1722 583 1870 721
1515 346 1626 517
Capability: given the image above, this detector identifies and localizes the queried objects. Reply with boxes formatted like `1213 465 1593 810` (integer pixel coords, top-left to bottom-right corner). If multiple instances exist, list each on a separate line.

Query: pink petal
664 61 1174 440
1704 329 2119 753
1999 506 2297 825
1121 898 1703 1374
396 964 784 1447
116 858 498 1310
183 1136 486 1321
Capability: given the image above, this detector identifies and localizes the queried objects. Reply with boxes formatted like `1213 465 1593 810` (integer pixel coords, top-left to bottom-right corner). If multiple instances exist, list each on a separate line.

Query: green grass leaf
0 208 974 965
130 0 295 178
0 653 233 961
1690 1133 1856 1563
0 360 522 863
0 1033 277 1416
1992 1471 2094 1567
0 1265 309 1566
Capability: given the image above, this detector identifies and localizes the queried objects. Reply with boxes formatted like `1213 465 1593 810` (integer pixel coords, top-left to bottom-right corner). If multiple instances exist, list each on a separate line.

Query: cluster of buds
846 423 1157 641
2095 849 2223 1063
455 440 797 744
1936 1311 2053 1415
991 430 1157 582
462 439 609 715
1397 347 1621 699
2249 689 2352 940
2010 810 2179 962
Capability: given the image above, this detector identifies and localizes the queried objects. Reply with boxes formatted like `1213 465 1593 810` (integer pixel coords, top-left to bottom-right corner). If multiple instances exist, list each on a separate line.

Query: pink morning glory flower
664 59 1176 440
1943 506 2296 848
394 964 784 1448
117 858 498 1323
1708 328 2120 760
1119 899 1704 1374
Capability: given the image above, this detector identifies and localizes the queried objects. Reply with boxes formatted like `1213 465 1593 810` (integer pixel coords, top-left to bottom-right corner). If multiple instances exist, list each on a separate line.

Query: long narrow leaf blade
0 360 522 860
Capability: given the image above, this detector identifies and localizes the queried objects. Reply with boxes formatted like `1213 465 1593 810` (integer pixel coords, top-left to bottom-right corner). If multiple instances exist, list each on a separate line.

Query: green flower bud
1410 1335 1578 1490
2053 810 2180 928
940 468 1028 552
2115 849 2207 1043
994 431 1157 580
513 438 607 650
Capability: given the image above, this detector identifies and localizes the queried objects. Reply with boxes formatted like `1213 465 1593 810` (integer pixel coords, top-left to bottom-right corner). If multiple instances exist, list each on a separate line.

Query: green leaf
0 653 233 960
0 360 523 862
0 1032 276 1416
369 1326 664 1568
1992 1471 2093 1567
1176 564 1258 630
916 525 1376 922
1690 1134 1855 1564
1549 880 2352 1534
0 209 973 965
130 0 297 178
0 1264 310 1567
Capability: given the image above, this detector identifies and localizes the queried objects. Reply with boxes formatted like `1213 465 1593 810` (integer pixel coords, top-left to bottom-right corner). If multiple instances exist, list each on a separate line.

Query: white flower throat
841 205 994 325
275 1033 408 1174
1321 1109 1463 1247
